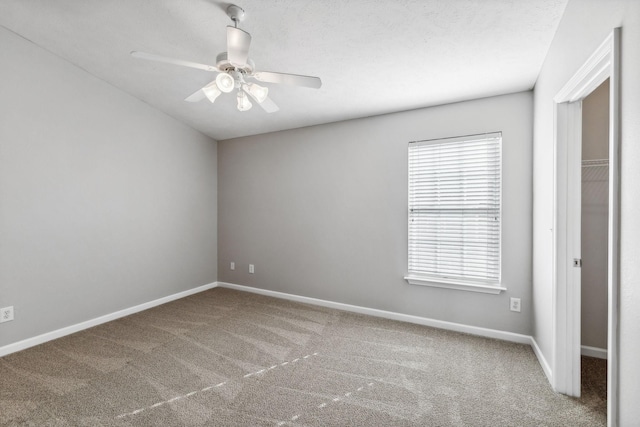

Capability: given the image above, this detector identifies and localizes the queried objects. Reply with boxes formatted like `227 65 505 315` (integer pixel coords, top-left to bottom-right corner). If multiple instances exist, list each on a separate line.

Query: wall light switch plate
0 306 14 323
230 262 235 270
510 298 521 313
249 264 255 274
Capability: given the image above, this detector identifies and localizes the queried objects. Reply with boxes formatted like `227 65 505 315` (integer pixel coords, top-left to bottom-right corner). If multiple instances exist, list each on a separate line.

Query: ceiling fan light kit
131 4 321 113
237 90 253 111
245 82 268 103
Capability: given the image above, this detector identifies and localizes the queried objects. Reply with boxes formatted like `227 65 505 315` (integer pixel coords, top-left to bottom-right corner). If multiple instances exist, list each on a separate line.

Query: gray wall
218 92 533 335
0 27 217 348
531 0 640 422
581 80 609 351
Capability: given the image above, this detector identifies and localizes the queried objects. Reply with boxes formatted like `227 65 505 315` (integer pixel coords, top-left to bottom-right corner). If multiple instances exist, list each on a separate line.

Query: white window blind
408 132 502 286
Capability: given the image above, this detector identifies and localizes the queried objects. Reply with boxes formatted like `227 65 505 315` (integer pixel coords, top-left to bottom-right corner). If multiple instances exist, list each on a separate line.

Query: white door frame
552 28 620 426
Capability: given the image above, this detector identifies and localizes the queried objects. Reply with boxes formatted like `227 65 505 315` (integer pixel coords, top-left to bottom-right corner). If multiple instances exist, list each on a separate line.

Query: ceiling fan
131 4 322 113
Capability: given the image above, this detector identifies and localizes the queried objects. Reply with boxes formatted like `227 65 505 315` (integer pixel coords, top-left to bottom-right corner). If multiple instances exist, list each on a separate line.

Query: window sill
404 276 506 294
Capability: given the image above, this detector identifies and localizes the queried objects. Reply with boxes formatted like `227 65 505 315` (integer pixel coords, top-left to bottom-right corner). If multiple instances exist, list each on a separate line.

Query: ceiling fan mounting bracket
226 5 245 24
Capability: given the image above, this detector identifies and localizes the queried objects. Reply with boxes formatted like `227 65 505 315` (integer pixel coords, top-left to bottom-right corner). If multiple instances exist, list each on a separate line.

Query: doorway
552 29 620 427
580 78 609 416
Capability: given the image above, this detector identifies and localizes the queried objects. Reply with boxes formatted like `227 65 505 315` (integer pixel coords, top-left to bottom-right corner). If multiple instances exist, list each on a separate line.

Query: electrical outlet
0 306 14 323
510 298 521 313
230 262 235 270
249 264 255 274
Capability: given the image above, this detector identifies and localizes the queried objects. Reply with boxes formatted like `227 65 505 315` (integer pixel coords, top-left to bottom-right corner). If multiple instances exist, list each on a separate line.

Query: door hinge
573 258 582 267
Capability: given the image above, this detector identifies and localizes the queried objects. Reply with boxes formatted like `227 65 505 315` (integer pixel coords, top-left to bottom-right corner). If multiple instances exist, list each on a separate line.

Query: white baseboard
2 280 556 394
0 282 218 357
531 337 553 384
581 345 608 359
217 282 532 345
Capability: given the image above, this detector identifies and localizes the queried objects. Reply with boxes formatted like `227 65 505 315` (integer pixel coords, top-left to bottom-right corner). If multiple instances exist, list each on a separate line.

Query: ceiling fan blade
131 51 218 72
257 96 279 113
227 26 251 66
184 88 207 103
252 71 322 89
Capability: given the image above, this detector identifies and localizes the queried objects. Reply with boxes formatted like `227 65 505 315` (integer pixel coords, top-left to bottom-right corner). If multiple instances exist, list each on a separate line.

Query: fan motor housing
216 52 255 74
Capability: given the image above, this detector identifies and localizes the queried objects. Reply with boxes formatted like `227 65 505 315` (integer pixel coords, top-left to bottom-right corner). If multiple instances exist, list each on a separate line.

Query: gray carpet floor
581 356 607 419
1 287 606 426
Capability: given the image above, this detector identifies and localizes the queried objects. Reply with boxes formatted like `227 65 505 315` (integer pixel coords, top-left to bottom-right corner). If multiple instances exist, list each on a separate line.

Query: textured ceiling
0 0 568 140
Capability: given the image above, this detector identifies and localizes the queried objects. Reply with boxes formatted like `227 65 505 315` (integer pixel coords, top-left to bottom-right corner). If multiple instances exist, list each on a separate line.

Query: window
405 132 504 294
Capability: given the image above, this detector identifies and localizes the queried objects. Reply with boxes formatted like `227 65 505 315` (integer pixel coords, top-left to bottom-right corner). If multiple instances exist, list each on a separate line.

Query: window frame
404 132 506 294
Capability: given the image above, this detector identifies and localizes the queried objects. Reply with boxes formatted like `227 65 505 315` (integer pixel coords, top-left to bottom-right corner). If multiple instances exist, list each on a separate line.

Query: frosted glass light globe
216 73 235 93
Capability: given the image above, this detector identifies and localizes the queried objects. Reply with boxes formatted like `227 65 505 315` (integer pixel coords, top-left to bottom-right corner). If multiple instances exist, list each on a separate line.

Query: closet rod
582 159 609 168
